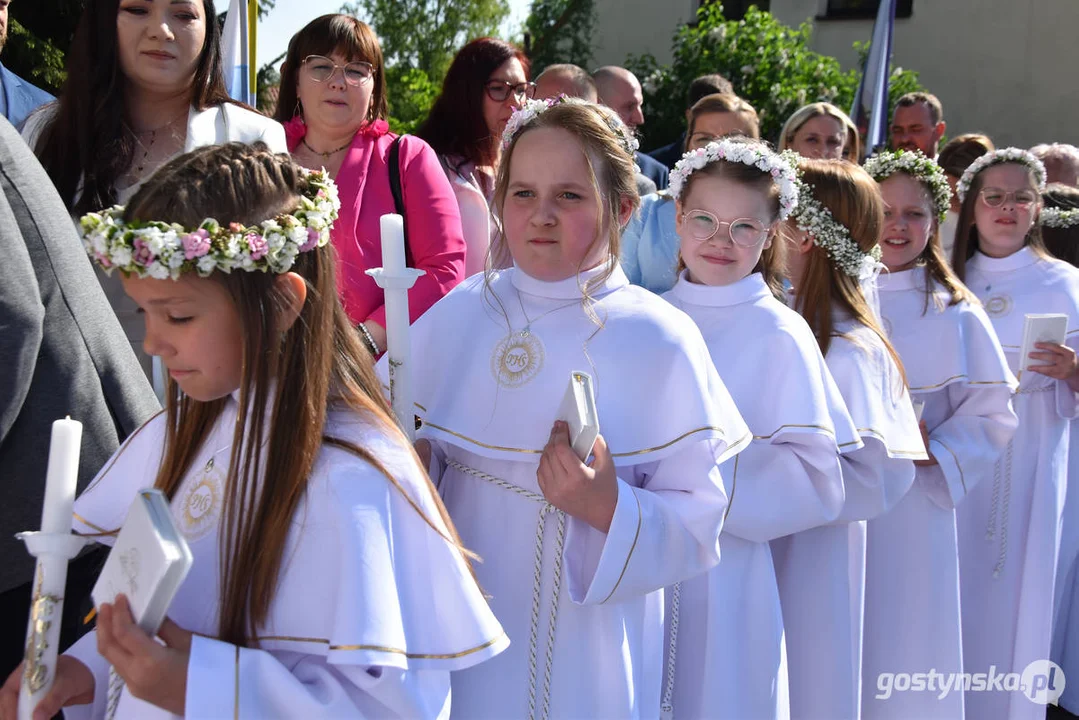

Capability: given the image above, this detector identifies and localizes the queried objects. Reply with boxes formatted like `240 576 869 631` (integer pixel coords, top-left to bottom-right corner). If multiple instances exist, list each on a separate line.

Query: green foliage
340 0 509 132
523 0 596 74
626 4 924 151
5 19 67 93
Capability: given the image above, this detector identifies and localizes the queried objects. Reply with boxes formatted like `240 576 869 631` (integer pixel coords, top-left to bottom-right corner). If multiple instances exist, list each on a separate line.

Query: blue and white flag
850 0 896 159
221 0 255 106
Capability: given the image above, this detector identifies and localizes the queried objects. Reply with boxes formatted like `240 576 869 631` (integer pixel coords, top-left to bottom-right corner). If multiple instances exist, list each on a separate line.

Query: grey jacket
0 116 159 593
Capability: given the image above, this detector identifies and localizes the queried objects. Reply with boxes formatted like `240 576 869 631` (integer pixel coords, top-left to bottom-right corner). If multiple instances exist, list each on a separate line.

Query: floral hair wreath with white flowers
669 139 800 220
956 147 1047 203
79 168 341 280
864 149 952 224
782 150 883 279
1041 207 1079 229
500 95 640 162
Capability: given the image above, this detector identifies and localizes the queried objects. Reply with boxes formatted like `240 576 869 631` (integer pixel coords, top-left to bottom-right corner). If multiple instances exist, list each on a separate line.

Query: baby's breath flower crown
500 95 640 162
864 149 952 224
1041 207 1079 229
957 147 1047 203
669 139 800 221
79 168 341 280
783 150 883 278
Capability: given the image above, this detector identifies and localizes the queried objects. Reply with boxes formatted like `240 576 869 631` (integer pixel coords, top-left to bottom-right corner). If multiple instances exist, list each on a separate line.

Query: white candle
40 418 82 535
380 214 407 272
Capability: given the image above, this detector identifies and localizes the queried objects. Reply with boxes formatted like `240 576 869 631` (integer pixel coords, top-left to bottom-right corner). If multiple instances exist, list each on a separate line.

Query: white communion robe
63 395 507 719
864 267 1018 719
387 263 750 719
661 272 857 720
957 246 1079 720
772 308 924 720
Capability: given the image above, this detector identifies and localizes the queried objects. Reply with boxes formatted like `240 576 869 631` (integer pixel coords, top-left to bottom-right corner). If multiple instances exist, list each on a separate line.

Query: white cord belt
445 458 566 720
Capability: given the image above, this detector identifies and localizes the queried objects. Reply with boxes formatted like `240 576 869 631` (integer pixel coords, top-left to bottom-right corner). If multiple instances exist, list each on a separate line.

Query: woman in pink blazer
276 15 466 355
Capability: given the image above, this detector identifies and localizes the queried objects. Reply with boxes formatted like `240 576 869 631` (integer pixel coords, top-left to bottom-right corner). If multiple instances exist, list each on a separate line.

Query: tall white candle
380 214 407 272
40 418 82 535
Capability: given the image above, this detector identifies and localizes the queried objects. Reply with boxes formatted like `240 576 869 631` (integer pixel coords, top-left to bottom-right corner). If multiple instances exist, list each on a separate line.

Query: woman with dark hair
275 15 465 354
23 0 286 385
416 37 534 274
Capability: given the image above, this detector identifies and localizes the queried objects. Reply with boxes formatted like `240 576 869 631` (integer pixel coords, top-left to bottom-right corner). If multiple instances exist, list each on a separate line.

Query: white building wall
591 0 1079 148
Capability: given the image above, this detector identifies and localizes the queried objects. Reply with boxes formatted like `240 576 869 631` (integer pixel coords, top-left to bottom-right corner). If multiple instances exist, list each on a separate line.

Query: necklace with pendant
514 289 583 337
302 137 351 159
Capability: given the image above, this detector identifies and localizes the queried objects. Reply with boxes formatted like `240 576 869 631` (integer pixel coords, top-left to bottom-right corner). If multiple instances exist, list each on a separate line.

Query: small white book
1019 313 1069 373
92 489 193 635
558 371 600 461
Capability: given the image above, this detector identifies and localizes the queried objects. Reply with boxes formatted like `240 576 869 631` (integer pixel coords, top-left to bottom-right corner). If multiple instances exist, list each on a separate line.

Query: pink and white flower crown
79 168 340 280
501 95 640 160
669 139 800 220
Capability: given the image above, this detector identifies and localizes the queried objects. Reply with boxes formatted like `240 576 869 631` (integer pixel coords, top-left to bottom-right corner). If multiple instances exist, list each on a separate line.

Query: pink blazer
291 128 466 329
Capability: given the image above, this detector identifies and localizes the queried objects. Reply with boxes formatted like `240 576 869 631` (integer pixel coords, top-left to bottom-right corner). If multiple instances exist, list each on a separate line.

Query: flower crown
957 147 1047 203
783 150 883 278
500 96 640 160
669 139 800 220
864 149 952 224
80 168 341 280
1041 207 1079 229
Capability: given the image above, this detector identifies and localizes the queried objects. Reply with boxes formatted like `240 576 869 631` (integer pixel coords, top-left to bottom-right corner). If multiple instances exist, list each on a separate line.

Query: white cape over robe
772 308 924 720
864 267 1017 719
957 246 1079 720
662 272 856 720
64 396 506 719
387 263 749 719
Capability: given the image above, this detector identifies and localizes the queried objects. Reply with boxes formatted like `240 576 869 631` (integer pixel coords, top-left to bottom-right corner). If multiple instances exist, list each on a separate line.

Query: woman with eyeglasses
23 0 287 384
416 37 535 276
276 15 465 355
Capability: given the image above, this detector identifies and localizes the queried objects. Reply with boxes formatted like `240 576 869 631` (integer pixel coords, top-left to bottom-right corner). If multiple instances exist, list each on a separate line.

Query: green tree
523 0 596 74
340 0 509 133
626 3 924 150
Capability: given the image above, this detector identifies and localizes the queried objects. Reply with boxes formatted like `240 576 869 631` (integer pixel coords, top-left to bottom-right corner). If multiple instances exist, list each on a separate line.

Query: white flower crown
784 151 882 278
864 149 952 224
957 147 1047 203
1041 206 1079 229
500 96 640 161
669 139 800 220
79 168 340 280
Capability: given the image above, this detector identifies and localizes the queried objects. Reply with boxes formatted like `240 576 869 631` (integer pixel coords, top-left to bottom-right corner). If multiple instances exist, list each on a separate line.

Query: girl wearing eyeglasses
417 38 535 276
276 15 466 356
659 139 854 719
951 150 1079 720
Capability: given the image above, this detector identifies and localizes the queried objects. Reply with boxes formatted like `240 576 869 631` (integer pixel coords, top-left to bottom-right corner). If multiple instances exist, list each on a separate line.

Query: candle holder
16 531 89 720
366 266 425 441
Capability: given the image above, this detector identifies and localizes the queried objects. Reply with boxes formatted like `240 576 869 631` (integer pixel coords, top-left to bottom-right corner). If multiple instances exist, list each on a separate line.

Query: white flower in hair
668 138 800 220
500 95 640 160
1041 207 1079 228
864 149 952 223
957 147 1047 202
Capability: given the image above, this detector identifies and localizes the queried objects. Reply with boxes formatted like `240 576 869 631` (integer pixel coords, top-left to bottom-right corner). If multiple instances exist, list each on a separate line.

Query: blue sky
256 0 532 69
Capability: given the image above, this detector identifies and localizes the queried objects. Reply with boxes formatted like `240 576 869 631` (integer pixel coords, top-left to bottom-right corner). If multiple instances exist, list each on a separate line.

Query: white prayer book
92 489 193 635
558 371 600 461
1019 313 1069 373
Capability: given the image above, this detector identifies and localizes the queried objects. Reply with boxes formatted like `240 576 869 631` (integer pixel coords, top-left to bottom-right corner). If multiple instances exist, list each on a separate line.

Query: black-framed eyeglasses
485 79 536 103
979 187 1038 208
680 210 771 247
302 55 375 86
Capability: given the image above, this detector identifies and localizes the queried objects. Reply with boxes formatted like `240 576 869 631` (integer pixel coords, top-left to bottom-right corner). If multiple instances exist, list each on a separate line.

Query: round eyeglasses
302 55 375 86
979 187 1038 208
485 80 536 103
680 210 770 247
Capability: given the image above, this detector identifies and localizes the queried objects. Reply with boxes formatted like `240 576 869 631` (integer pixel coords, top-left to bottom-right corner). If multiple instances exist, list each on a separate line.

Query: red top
290 123 467 329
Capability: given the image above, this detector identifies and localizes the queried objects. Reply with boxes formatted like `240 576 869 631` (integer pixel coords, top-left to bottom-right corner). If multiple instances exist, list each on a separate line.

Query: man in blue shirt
0 0 54 130
593 65 669 190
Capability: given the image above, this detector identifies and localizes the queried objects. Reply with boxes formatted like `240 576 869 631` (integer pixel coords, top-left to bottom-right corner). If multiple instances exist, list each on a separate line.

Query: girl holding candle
276 15 466 355
951 149 1079 720
0 142 505 720
862 149 1017 719
389 97 749 718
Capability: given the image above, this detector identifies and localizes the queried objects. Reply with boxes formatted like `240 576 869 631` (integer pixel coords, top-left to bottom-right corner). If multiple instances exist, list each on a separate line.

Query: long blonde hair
124 142 475 646
789 158 905 383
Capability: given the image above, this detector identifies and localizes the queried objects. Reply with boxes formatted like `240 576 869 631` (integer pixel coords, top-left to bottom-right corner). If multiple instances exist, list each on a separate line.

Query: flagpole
249 0 258 106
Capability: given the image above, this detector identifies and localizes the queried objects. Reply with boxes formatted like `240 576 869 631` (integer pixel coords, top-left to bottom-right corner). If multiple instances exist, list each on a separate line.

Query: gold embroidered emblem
985 294 1012 318
491 331 545 388
177 457 223 541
